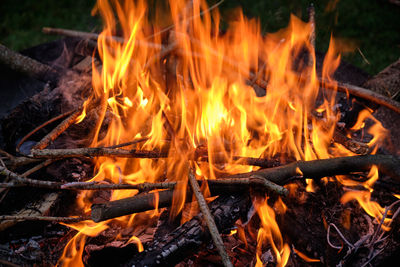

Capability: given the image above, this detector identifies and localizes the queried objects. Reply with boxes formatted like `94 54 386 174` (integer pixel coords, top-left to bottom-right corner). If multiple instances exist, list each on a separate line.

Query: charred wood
120 193 250 267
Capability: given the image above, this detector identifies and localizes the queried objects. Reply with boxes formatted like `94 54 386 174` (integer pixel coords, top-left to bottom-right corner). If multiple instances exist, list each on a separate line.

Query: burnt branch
33 109 82 150
0 215 89 223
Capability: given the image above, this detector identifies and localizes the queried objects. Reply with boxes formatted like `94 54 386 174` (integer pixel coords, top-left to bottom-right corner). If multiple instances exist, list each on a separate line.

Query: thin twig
188 168 233 267
16 110 75 154
0 173 287 196
31 147 168 159
30 146 281 168
21 159 57 177
32 109 82 150
328 223 355 249
308 3 316 68
0 215 89 223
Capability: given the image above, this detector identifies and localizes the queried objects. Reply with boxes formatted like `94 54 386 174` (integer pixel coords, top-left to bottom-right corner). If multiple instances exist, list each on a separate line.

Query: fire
58 0 388 266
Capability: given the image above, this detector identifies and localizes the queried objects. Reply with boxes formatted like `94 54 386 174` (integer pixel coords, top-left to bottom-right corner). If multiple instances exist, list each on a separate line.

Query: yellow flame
59 0 388 265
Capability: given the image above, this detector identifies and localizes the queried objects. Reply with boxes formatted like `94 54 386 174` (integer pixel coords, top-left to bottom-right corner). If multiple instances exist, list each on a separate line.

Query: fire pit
1 1 400 266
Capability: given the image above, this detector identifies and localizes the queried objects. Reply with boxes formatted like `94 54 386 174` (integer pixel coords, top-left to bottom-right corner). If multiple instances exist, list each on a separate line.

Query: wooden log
89 177 286 222
0 43 60 84
90 154 400 222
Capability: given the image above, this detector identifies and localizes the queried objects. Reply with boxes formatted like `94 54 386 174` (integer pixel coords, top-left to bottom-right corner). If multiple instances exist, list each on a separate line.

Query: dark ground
0 0 399 74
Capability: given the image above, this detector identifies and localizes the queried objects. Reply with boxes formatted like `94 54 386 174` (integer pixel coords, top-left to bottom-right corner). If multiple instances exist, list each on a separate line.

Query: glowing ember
58 0 389 265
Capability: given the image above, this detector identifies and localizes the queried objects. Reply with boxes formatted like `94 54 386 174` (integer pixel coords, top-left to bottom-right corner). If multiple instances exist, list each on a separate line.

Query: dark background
0 0 399 74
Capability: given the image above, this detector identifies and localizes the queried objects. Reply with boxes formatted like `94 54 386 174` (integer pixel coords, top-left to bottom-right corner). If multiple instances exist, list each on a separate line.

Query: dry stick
324 79 400 114
32 109 82 150
0 171 287 197
231 154 400 183
0 215 89 223
0 43 59 83
16 109 75 153
31 147 168 159
105 138 149 149
30 146 283 168
21 159 56 177
188 168 233 267
42 27 163 50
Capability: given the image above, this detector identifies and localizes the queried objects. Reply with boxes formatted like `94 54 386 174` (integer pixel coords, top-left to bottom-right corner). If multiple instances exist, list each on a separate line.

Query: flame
341 166 391 231
254 197 290 267
59 0 389 265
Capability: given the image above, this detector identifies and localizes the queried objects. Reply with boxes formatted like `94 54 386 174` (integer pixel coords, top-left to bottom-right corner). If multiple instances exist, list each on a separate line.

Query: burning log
89 154 400 222
0 43 60 84
119 193 251 267
90 177 286 222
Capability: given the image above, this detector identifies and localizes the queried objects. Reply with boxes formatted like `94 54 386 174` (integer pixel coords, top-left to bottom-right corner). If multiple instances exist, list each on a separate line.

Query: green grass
1 0 399 74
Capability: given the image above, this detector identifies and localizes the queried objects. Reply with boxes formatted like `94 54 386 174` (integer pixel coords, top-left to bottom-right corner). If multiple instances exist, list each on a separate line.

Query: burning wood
0 0 400 266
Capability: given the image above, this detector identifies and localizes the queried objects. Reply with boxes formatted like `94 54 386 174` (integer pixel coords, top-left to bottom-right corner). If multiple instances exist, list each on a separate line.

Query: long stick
0 215 89 223
0 43 60 84
16 110 75 153
308 3 316 68
188 168 233 267
30 146 284 168
31 147 168 158
231 154 400 183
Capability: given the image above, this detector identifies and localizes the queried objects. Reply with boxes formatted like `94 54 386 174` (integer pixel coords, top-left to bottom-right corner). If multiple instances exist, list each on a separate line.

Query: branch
322 78 400 114
89 176 285 222
33 109 82 150
90 154 400 222
0 215 89 223
188 168 233 267
16 109 75 153
30 146 282 168
31 147 168 159
232 154 400 184
0 43 60 84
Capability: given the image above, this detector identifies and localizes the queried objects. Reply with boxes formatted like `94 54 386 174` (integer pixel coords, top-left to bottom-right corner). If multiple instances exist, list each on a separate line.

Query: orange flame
60 0 388 265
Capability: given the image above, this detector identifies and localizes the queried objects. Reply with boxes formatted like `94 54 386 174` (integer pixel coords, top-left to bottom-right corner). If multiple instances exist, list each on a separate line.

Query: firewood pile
1 1 400 266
